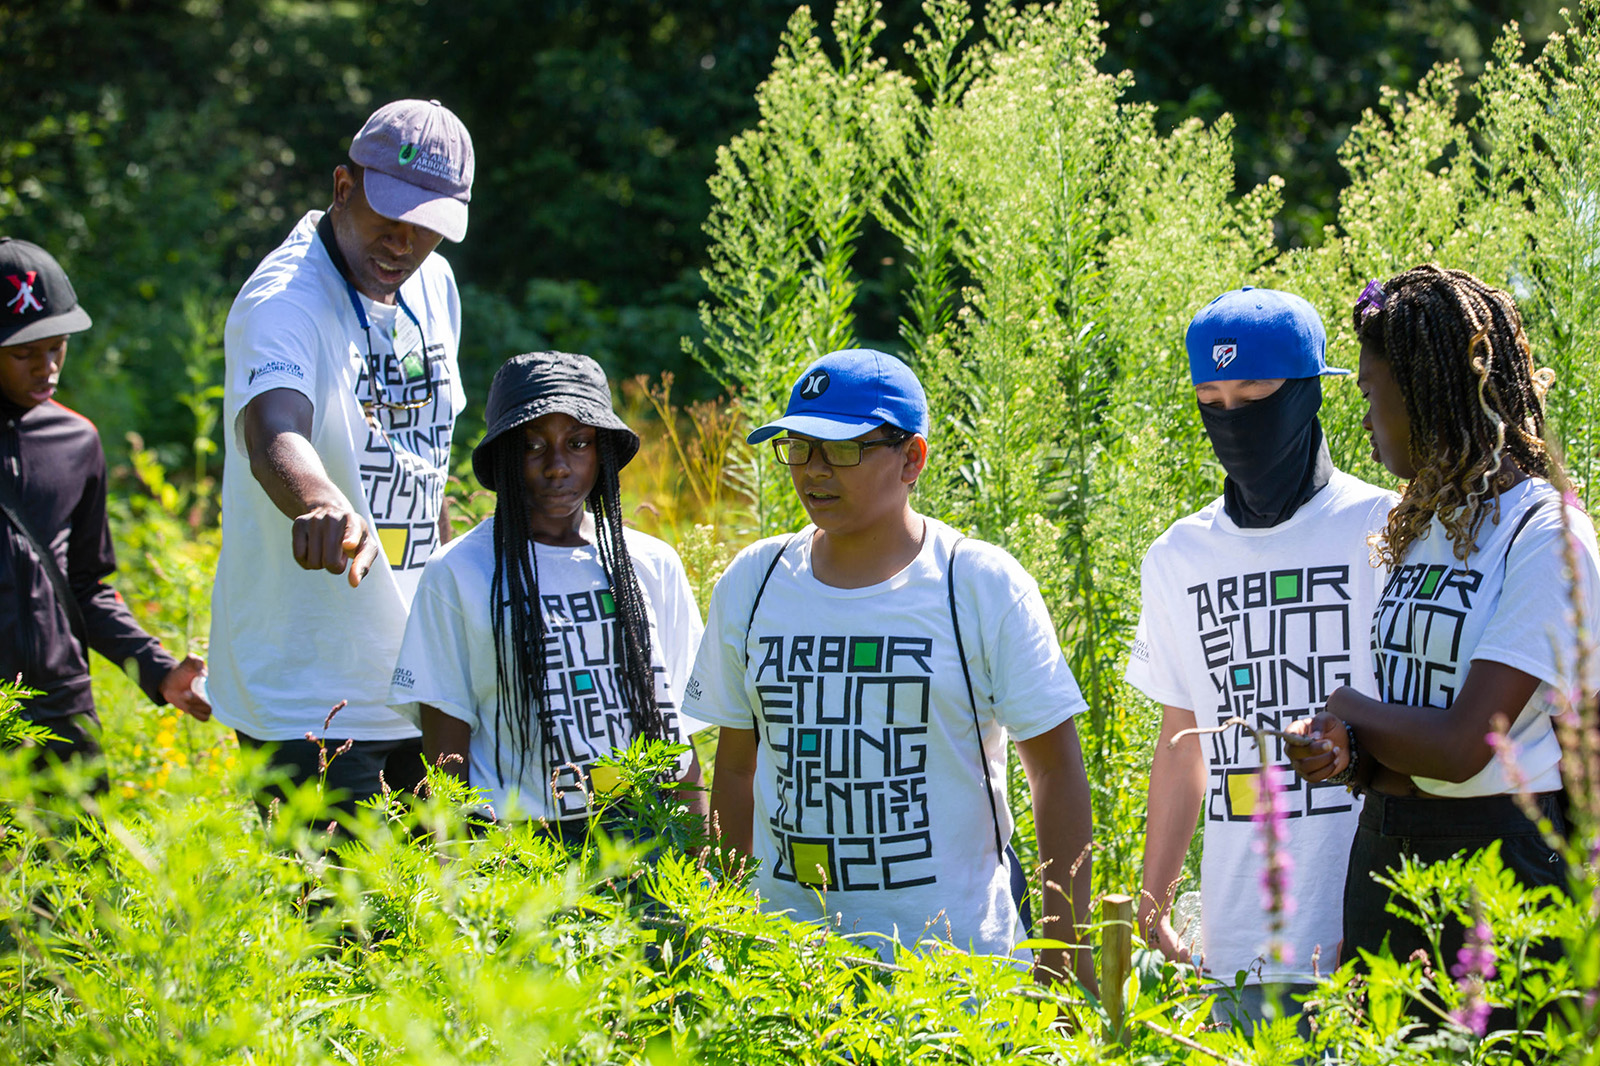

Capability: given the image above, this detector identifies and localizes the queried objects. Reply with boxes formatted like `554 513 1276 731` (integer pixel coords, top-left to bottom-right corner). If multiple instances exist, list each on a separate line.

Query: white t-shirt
1374 479 1600 797
684 517 1088 960
1126 471 1397 984
388 517 706 822
211 210 465 741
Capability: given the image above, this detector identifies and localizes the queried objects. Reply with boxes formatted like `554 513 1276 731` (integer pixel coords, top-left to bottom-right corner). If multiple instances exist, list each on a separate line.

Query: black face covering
1197 375 1333 529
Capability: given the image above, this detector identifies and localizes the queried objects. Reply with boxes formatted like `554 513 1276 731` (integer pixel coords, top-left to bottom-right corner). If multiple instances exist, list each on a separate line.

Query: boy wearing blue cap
1129 288 1395 1023
685 349 1095 987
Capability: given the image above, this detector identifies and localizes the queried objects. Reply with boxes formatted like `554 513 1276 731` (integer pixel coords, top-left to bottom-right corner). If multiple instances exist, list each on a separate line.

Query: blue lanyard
344 281 436 413
343 279 422 338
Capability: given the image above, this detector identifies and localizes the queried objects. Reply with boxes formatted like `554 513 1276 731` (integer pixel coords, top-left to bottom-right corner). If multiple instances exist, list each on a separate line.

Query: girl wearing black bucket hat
387 352 705 828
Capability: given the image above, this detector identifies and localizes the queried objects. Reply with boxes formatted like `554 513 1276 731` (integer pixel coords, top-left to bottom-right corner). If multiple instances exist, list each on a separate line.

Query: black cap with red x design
0 237 93 347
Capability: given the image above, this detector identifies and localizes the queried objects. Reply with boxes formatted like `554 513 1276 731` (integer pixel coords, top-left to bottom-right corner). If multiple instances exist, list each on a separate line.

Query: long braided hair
1356 264 1562 565
486 429 665 800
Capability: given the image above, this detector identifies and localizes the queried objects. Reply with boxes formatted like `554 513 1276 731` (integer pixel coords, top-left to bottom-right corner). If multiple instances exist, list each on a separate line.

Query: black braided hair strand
587 432 666 746
488 438 552 793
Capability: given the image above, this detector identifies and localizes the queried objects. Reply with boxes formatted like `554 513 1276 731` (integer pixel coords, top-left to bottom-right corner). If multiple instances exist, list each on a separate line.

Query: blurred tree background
0 0 1562 471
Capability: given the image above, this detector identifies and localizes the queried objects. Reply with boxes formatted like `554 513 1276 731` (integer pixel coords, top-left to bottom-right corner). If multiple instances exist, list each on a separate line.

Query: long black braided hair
486 429 666 801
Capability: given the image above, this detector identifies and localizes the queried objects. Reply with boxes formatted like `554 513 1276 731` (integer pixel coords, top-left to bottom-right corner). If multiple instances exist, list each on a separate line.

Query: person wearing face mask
1128 287 1396 1027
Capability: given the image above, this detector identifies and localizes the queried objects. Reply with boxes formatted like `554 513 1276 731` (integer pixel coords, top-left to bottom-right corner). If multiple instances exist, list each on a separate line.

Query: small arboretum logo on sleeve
1212 341 1239 370
684 676 703 702
247 360 307 386
392 667 415 689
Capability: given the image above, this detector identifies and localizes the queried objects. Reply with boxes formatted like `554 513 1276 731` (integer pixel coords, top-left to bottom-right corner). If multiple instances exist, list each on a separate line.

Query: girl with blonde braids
1290 265 1600 971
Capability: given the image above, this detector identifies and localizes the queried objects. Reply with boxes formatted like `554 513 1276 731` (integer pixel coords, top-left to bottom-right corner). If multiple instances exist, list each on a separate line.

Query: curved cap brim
363 169 468 243
0 305 92 346
747 413 884 445
472 399 639 492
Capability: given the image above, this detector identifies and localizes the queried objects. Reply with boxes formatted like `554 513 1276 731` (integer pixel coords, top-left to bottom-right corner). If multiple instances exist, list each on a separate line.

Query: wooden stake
1101 893 1134 1043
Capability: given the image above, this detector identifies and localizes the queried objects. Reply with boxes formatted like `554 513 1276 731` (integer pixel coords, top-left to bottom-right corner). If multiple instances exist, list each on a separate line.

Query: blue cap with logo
747 348 930 444
1185 286 1347 384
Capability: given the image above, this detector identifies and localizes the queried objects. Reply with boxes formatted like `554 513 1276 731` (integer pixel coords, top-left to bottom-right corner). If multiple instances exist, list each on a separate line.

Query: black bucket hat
472 351 640 492
0 237 93 346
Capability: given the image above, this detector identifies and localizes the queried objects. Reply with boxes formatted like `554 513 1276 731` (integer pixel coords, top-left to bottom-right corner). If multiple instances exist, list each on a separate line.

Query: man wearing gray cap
210 99 475 820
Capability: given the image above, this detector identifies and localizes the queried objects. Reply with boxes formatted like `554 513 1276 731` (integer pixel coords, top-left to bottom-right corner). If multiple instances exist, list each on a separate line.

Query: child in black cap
0 236 211 785
388 351 706 829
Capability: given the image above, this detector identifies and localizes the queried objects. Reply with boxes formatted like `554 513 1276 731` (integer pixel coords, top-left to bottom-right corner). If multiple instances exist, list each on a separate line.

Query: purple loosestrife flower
1591 839 1600 915
1253 763 1294 964
1484 727 1529 794
1449 914 1497 1037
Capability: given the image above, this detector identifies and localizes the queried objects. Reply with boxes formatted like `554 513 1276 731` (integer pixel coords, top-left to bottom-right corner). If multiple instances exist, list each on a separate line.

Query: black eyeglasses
770 432 910 467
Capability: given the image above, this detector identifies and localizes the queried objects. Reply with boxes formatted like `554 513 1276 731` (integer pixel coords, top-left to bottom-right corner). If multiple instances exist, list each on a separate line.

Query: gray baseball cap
348 99 474 242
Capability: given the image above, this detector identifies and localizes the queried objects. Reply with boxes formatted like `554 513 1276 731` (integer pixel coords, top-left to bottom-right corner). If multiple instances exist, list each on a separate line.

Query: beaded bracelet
1326 721 1361 790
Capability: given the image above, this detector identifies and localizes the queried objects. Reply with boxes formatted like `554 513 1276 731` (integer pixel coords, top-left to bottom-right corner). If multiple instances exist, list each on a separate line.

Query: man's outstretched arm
243 388 377 587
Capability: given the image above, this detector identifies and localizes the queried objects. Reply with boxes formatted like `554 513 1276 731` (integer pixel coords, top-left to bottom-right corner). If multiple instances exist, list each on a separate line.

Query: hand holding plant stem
1282 712 1350 783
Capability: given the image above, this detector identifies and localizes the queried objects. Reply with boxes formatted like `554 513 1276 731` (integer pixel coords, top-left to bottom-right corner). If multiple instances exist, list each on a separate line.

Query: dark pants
26 713 108 797
235 731 426 828
1344 791 1567 971
1005 842 1034 934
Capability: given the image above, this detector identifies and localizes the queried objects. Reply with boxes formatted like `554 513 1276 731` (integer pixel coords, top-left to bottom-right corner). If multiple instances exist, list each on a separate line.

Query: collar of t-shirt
795 522 943 598
315 211 357 289
1208 471 1341 538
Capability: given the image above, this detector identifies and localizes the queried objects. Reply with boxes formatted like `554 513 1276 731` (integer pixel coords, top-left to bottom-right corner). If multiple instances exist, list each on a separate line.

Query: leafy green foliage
5 0 1600 1061
0 680 56 751
695 0 1600 1059
1095 0 1565 247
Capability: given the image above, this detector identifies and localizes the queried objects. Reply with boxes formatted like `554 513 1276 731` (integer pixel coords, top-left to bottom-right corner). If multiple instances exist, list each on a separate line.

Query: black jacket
0 395 175 721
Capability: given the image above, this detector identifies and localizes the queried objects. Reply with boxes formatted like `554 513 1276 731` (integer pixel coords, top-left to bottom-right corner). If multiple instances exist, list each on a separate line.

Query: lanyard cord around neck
339 277 422 337
316 211 427 402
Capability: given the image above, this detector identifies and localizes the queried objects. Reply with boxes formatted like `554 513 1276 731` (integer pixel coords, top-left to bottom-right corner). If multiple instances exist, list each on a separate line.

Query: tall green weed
692 0 1600 1058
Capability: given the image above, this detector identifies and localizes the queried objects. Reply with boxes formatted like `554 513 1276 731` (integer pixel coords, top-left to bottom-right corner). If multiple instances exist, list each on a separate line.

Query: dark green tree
1096 0 1563 244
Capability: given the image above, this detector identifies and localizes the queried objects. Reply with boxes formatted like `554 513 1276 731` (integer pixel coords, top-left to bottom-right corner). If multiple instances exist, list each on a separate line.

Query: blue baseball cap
747 348 930 444
1185 286 1347 384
